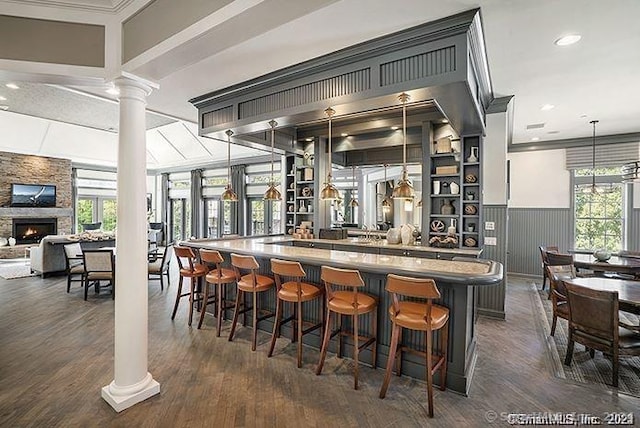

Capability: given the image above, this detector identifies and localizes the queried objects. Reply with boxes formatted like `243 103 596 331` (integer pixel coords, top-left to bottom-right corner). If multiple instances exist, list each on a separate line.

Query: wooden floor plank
0 269 638 427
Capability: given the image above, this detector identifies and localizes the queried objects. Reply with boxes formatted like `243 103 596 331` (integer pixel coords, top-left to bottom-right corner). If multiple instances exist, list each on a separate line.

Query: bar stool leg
251 290 258 351
338 315 343 359
440 320 449 391
197 281 210 329
426 329 434 418
372 310 378 369
229 289 243 342
268 296 283 357
316 307 333 375
188 278 196 327
216 282 223 337
171 276 184 320
380 323 401 398
353 312 359 390
297 299 303 368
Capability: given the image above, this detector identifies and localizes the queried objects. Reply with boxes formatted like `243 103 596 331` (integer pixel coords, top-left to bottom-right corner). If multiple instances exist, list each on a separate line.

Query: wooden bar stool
198 249 237 334
378 273 449 418
228 253 275 351
316 265 378 390
268 259 324 368
171 246 207 327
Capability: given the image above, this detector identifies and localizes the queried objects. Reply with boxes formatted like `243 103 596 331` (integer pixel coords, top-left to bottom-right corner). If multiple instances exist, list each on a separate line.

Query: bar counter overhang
184 236 503 395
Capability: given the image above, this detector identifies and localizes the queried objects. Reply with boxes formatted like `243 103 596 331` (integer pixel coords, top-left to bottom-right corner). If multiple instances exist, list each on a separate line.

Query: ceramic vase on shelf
447 219 457 236
450 182 460 195
299 200 307 213
441 199 454 215
400 224 415 246
467 146 479 163
433 180 441 195
8 237 16 246
386 228 401 244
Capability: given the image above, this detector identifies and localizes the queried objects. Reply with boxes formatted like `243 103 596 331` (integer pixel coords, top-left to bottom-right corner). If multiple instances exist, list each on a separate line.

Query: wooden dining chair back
539 245 559 290
316 265 377 390
82 249 115 301
228 253 275 351
198 249 237 333
545 265 575 336
546 252 572 267
564 281 640 387
63 243 84 293
171 246 207 326
268 259 324 368
148 245 173 290
379 274 449 418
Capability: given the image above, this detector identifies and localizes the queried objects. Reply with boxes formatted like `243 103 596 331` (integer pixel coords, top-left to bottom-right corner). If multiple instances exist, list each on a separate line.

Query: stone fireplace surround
0 151 72 258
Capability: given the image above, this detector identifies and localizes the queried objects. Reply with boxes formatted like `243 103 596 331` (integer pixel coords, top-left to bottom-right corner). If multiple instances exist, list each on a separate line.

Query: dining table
565 277 640 315
572 253 640 278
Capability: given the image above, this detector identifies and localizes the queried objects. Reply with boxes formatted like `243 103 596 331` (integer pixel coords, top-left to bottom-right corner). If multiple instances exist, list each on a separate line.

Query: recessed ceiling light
547 131 560 135
580 114 588 118
541 104 555 111
105 87 119 96
0 96 6 101
531 137 540 142
391 126 399 130
554 34 581 46
341 133 348 137
442 119 449 124
0 105 9 111
5 83 19 90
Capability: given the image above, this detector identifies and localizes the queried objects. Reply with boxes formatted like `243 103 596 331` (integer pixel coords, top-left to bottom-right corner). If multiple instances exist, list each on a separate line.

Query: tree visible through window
574 167 623 252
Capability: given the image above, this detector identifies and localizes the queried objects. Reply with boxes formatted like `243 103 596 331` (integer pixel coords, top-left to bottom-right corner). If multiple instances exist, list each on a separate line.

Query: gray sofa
30 235 116 277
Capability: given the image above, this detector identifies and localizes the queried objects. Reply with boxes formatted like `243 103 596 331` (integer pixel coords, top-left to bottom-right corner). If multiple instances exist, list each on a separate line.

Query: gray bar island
184 236 503 395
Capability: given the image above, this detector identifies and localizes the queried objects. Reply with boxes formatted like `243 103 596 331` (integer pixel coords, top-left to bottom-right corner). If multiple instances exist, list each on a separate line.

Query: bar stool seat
278 281 322 302
388 301 448 330
329 291 376 314
237 273 274 292
180 264 207 277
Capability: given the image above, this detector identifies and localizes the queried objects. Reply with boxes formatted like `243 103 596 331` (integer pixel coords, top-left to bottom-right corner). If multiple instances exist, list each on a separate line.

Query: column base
101 373 160 412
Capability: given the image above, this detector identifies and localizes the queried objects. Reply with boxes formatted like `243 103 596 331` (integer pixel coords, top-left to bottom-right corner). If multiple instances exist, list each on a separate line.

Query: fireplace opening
12 218 57 244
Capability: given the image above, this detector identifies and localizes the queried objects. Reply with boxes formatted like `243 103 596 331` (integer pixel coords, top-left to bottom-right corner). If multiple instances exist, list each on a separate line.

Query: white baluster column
101 74 160 412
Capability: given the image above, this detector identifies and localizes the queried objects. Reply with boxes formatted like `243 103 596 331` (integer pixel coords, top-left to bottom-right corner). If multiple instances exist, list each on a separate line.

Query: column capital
114 71 159 98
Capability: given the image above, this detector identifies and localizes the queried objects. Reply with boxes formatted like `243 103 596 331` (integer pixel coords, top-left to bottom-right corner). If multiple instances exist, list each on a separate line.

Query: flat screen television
11 184 56 207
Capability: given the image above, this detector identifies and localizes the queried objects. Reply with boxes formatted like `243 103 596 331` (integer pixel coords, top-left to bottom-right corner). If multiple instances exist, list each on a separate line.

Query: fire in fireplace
12 218 57 244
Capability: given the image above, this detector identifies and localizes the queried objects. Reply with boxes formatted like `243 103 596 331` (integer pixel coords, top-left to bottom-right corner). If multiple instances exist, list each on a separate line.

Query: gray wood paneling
202 105 234 128
477 205 507 319
379 45 456 86
630 208 640 251
507 208 572 276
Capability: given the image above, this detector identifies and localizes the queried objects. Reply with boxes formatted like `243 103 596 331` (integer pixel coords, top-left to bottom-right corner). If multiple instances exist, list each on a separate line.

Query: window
205 199 220 238
573 167 624 252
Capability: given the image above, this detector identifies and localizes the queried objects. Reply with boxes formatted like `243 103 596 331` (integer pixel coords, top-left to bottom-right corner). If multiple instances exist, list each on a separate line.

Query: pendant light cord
325 107 335 182
591 120 598 188
269 120 277 183
226 129 233 186
398 93 410 175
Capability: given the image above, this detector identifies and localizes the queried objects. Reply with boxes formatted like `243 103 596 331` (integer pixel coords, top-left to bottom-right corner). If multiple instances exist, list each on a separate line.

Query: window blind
565 142 640 170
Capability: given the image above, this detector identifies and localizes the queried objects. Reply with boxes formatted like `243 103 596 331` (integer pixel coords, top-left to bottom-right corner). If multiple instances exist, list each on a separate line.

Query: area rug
534 282 640 397
0 264 34 279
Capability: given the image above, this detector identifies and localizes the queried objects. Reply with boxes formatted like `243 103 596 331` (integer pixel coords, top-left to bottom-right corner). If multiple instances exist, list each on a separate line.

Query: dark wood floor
0 266 638 427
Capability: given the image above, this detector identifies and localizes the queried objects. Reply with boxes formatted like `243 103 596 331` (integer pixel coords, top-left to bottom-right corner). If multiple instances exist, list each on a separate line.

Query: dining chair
82 249 115 300
544 252 573 298
545 265 576 336
148 245 173 291
564 281 640 387
538 245 559 291
63 242 84 293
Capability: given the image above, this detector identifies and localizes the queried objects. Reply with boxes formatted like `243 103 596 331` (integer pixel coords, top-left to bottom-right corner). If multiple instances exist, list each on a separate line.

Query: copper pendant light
263 120 282 200
392 92 415 199
320 107 340 200
221 129 238 202
349 165 359 207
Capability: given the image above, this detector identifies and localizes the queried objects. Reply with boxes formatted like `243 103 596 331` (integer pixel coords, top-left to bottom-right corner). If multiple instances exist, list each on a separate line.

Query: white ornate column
101 74 160 412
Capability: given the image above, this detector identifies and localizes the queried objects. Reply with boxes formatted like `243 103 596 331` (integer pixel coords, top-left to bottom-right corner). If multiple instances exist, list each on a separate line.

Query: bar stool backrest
386 273 440 326
231 253 260 285
174 246 197 272
321 266 364 288
271 259 305 291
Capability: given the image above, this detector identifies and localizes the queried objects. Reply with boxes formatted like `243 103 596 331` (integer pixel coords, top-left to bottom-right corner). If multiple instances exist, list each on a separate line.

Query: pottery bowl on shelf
593 249 612 262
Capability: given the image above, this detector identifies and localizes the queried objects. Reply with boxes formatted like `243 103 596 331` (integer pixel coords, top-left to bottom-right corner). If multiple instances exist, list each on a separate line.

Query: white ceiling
0 0 639 167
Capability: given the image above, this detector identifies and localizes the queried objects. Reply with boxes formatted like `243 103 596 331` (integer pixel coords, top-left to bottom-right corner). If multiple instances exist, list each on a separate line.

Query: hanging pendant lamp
392 92 415 199
582 120 613 194
221 130 238 201
264 120 282 200
320 107 340 200
349 166 359 207
382 163 392 210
